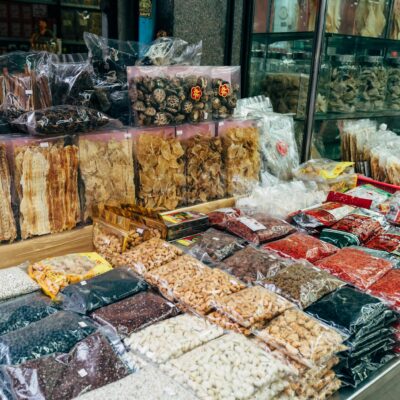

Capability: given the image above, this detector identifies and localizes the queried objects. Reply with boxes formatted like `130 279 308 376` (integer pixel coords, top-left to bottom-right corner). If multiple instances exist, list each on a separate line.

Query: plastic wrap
188 227 245 262
367 270 400 312
350 245 400 268
320 208 386 247
1 332 129 400
206 311 252 335
178 122 225 204
261 262 345 309
220 246 293 284
0 311 96 365
264 232 339 263
128 66 212 127
211 286 293 329
170 233 204 253
207 207 242 229
124 314 224 364
0 263 39 301
134 127 185 209
12 105 112 136
112 238 182 275
91 291 180 337
225 213 295 245
292 202 356 230
218 119 261 196
344 184 392 211
28 253 113 299
386 191 400 225
256 309 346 368
162 333 295 400
365 226 400 255
315 247 392 290
60 268 148 314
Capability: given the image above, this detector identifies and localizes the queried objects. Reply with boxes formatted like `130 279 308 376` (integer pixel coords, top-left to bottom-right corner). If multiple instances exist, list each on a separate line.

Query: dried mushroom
221 126 261 196
184 134 225 204
79 135 135 221
211 77 239 119
136 132 185 210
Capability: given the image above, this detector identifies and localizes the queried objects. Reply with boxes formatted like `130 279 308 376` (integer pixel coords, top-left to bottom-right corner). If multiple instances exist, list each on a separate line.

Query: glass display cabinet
244 0 400 161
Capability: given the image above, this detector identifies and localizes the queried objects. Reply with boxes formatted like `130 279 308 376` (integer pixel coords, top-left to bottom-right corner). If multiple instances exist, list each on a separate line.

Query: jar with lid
328 54 358 113
356 56 387 111
385 57 400 110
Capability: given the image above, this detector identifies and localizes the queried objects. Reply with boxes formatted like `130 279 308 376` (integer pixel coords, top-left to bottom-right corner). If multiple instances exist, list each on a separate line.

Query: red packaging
208 207 242 229
367 270 400 312
315 248 393 290
226 213 296 245
386 192 400 225
263 232 338 263
365 226 400 256
292 202 356 229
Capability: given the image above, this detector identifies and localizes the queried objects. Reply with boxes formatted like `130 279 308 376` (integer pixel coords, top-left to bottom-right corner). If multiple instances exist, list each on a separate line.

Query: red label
191 86 202 101
219 83 231 97
276 140 288 156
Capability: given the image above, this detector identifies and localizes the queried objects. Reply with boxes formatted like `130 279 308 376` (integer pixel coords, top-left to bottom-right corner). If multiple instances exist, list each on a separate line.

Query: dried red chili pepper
208 208 242 229
367 270 400 312
365 227 400 256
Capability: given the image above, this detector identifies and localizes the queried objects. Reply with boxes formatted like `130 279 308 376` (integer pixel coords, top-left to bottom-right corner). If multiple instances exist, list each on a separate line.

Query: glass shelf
310 110 400 121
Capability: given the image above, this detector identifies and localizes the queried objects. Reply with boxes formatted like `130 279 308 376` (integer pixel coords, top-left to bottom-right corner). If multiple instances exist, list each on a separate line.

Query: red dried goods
263 232 338 263
365 227 400 255
315 248 393 290
208 208 242 229
367 270 400 312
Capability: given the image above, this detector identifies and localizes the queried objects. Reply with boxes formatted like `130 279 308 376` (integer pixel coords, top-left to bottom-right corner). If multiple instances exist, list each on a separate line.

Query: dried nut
206 311 252 336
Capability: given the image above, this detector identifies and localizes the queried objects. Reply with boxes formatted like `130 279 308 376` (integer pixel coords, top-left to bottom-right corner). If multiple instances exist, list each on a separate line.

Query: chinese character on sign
219 83 231 97
191 86 202 101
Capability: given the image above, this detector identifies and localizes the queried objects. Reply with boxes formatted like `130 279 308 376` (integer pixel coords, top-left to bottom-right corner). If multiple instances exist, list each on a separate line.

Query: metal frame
241 0 255 96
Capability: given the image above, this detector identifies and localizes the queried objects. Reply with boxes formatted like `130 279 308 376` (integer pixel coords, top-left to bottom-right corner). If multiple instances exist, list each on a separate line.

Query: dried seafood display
386 58 400 110
128 66 212 126
355 0 387 38
13 138 80 239
326 0 342 33
0 142 17 242
390 0 400 39
220 120 261 196
135 128 185 210
79 131 135 221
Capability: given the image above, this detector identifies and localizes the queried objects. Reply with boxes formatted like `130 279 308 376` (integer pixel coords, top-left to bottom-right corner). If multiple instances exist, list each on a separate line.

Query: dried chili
365 226 400 256
367 270 400 312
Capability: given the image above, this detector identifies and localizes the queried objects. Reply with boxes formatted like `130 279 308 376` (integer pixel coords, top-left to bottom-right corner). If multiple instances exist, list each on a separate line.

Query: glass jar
328 54 358 113
356 56 387 111
385 57 400 110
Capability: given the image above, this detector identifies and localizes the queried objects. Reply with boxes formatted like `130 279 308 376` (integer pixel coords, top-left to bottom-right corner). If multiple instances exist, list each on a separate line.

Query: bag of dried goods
320 208 386 247
264 232 338 263
386 191 400 225
206 311 252 336
350 245 400 268
315 247 392 290
207 207 242 229
367 270 400 312
28 253 113 299
365 226 400 256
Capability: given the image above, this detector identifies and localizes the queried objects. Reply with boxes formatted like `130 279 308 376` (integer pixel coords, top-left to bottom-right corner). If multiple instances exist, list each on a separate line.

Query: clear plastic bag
315 247 392 290
320 208 386 247
211 286 293 329
206 311 252 336
12 105 113 136
91 291 180 337
0 263 39 301
28 253 113 299
1 332 129 400
188 227 245 262
207 207 242 229
128 66 212 127
367 269 400 312
386 191 400 225
0 311 96 365
255 308 347 368
350 245 400 268
261 262 345 309
220 246 293 284
365 226 400 256
344 184 393 212
225 213 296 245
60 267 148 315
124 314 224 364
264 232 338 263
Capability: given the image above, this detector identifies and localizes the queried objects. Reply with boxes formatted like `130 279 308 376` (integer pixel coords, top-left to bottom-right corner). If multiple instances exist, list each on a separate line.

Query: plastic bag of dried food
60 268 148 315
91 291 180 337
315 247 392 290
124 314 224 364
206 311 252 336
320 208 386 247
211 286 293 328
28 253 113 299
128 66 212 127
365 226 400 256
261 262 345 309
112 238 182 275
264 232 338 263
255 309 346 368
220 246 293 284
225 213 296 245
350 246 400 268
12 105 114 136
0 332 129 400
0 292 58 336
386 191 400 225
291 202 356 230
367 270 400 312
305 286 392 338
207 207 242 229
342 184 393 212
189 227 245 262
0 311 96 365
0 263 39 301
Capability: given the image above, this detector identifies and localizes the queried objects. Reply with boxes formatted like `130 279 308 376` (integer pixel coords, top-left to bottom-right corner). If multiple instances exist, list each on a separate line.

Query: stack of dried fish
13 139 80 239
79 132 136 221
355 0 387 38
0 142 17 242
